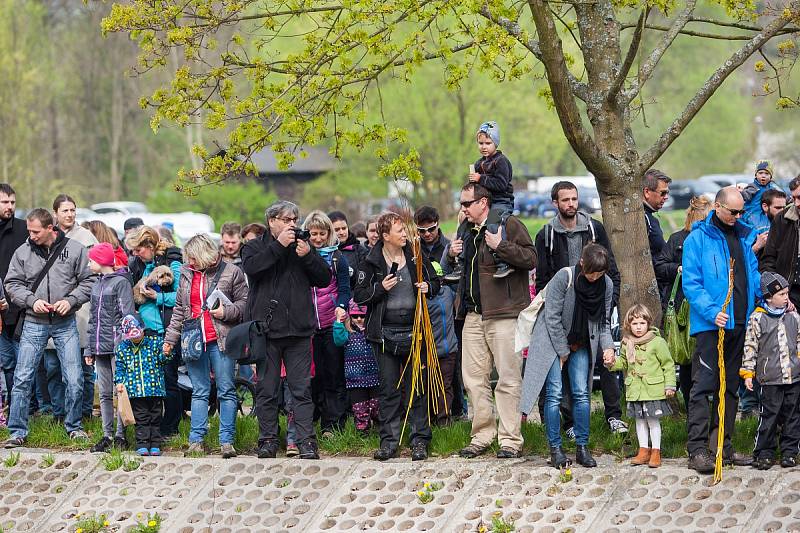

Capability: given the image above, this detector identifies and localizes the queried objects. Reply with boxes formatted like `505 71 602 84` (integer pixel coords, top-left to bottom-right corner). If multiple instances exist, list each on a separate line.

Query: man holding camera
241 200 331 460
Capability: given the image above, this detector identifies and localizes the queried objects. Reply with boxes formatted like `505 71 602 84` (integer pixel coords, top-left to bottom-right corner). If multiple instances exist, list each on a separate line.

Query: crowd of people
0 121 797 474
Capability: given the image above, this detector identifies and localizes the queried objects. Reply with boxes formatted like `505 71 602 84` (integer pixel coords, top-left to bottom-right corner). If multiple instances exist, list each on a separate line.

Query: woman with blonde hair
163 234 248 458
301 210 351 438
125 225 183 436
653 195 711 403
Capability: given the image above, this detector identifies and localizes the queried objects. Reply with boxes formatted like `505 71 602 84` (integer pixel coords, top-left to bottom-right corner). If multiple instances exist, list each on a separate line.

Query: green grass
0 401 759 460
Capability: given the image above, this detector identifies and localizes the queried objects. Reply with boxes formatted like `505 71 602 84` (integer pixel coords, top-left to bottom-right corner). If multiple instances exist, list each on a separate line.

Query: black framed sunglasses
720 204 745 217
460 199 480 209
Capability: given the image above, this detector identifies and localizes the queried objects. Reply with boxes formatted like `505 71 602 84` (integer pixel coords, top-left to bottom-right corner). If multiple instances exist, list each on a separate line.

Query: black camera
292 228 311 241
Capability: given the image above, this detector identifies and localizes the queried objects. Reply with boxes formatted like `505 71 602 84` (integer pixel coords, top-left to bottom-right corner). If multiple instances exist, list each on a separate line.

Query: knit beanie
755 160 774 177
88 242 115 267
477 121 500 147
349 300 367 316
120 314 144 340
761 271 788 298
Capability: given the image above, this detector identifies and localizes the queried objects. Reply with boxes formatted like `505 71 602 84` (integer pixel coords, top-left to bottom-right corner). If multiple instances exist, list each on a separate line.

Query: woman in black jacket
354 212 440 462
653 196 710 404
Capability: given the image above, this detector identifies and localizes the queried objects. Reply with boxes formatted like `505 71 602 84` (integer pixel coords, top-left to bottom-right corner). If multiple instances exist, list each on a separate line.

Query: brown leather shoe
631 447 651 465
649 449 662 468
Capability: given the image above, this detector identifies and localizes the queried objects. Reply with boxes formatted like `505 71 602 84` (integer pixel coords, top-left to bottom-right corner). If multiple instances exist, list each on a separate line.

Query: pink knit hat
88 243 116 267
349 300 367 316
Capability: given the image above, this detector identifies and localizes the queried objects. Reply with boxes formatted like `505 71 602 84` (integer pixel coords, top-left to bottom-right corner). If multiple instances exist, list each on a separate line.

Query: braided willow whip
713 258 735 485
398 236 448 444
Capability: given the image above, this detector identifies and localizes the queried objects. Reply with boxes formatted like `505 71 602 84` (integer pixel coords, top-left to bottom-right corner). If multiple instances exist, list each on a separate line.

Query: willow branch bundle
713 258 735 485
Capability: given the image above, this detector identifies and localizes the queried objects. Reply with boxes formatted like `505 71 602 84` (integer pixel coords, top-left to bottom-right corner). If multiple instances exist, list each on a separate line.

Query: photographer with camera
163 234 248 458
241 201 332 460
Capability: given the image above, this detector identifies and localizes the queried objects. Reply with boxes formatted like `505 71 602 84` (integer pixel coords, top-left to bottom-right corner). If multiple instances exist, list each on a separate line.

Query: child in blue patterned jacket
334 300 379 434
115 315 169 456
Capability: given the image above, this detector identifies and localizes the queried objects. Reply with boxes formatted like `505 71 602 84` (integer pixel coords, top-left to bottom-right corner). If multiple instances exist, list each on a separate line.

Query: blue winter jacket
426 285 458 358
742 179 782 234
682 212 761 335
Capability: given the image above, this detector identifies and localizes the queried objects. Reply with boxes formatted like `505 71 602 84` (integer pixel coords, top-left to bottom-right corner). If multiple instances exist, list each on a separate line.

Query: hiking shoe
565 427 576 441
411 443 428 461
113 436 128 450
298 439 319 460
69 430 89 441
149 448 161 457
688 451 715 474
754 456 774 470
723 451 753 467
285 444 299 458
91 436 113 453
373 446 398 461
492 264 515 279
185 442 206 457
3 437 24 449
257 439 279 459
136 448 150 456
459 443 489 459
497 446 522 459
608 417 629 434
781 455 797 468
220 443 237 459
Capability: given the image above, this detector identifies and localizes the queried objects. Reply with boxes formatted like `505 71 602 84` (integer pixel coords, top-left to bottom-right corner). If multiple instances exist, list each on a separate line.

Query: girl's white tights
635 417 662 449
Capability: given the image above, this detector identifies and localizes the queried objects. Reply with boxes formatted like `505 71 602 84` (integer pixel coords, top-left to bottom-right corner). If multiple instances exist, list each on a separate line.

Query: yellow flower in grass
76 529 83 533
148 520 157 527
103 520 110 526
417 491 425 497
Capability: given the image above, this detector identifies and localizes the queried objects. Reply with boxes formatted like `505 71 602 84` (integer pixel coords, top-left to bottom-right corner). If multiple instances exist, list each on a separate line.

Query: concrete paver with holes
0 450 796 532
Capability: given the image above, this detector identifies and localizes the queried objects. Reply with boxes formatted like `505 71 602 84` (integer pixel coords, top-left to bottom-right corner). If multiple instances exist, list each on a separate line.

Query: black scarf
567 269 606 349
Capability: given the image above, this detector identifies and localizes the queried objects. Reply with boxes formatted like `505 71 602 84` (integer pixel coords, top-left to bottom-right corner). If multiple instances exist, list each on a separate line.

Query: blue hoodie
682 212 761 334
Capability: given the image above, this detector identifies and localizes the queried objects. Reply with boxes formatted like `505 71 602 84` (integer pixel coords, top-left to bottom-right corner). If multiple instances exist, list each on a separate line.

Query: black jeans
373 343 432 449
754 383 800 459
256 336 316 444
131 397 163 450
160 350 183 437
311 328 347 432
687 326 745 456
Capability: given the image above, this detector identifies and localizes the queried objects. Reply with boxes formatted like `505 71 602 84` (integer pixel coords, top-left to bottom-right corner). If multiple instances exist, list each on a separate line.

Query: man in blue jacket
683 186 761 473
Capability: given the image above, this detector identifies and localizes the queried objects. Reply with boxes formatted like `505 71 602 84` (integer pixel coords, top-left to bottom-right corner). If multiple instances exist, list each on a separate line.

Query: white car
89 202 215 243
90 202 149 216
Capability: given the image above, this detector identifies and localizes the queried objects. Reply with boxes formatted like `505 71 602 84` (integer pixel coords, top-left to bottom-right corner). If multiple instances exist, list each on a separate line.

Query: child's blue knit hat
477 121 500 147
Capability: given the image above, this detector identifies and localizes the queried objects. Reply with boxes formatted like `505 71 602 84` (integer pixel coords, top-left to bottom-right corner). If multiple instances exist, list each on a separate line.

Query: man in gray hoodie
2 208 95 447
534 182 625 435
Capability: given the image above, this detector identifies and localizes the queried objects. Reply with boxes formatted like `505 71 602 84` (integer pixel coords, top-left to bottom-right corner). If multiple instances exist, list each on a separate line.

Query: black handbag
382 325 413 357
226 299 277 365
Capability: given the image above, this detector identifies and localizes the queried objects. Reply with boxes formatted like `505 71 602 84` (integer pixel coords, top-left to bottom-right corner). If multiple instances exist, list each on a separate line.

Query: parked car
697 174 749 190
577 187 602 214
90 201 149 216
668 180 717 210
514 191 550 217
88 201 215 243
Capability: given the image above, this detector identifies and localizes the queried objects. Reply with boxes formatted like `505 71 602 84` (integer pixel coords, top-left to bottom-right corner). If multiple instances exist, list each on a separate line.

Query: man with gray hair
642 169 672 258
241 200 332 460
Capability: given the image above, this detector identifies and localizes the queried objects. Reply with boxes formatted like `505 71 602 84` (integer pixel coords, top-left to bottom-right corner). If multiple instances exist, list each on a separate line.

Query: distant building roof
250 145 337 175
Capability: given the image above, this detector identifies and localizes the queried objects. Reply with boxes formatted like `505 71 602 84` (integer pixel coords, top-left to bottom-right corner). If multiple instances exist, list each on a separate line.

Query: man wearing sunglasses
682 186 760 474
413 206 450 264
642 169 672 258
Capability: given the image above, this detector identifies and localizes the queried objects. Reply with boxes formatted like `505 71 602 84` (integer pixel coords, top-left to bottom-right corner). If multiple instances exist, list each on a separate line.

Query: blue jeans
0 330 19 404
9 318 84 438
186 341 236 445
544 348 591 447
44 349 95 418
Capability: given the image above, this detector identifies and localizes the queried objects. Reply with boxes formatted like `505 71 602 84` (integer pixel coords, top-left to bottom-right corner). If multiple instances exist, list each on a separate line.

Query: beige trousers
461 312 523 450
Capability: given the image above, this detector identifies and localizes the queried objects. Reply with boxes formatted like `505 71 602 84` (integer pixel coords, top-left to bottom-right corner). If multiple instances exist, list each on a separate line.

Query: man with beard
0 184 29 406
329 211 368 290
534 181 626 435
751 189 786 258
761 176 800 308
219 221 243 265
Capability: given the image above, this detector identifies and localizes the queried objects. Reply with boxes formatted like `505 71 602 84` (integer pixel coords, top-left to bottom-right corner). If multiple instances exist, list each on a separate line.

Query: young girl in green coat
604 304 676 468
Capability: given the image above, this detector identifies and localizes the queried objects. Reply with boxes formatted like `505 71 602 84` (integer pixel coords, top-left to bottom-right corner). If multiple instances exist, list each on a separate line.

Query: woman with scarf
302 211 351 437
520 243 614 468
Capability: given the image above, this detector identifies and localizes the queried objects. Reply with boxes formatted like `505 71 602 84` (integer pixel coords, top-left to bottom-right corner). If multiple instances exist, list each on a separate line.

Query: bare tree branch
688 15 799 33
608 7 648 102
625 0 696 103
620 22 798 40
188 5 345 28
639 3 800 172
526 0 607 171
479 4 590 101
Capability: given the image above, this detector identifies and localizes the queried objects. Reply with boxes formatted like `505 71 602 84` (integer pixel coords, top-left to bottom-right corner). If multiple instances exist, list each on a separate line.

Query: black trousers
256 336 316 444
687 326 745 456
754 383 800 459
160 350 183 437
430 353 456 425
311 328 347 432
373 343 432 449
131 397 163 449
450 319 465 418
679 363 693 408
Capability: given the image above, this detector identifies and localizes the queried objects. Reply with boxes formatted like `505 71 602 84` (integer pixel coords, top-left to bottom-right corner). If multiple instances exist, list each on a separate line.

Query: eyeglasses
417 223 438 235
720 204 745 217
460 199 480 209
273 216 298 224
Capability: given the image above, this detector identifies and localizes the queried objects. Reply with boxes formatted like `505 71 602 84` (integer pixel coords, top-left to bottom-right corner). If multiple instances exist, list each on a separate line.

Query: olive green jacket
610 330 676 401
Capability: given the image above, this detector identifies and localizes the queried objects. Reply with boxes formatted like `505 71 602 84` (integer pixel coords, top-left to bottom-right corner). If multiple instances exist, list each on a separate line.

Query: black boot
549 446 570 469
576 445 597 467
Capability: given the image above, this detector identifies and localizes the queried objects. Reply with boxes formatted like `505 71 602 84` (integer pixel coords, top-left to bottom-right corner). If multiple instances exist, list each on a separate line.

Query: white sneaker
608 417 629 434
565 427 576 441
